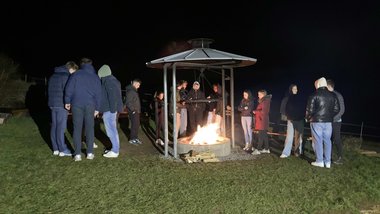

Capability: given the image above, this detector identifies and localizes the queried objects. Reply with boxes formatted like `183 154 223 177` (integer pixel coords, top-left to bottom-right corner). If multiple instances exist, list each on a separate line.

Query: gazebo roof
146 38 257 69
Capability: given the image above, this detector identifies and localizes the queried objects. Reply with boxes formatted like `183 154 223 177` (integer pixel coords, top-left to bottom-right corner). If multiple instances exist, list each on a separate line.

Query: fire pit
177 124 231 157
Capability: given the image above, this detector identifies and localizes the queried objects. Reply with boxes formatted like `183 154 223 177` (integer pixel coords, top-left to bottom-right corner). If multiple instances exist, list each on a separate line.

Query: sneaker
87 153 94 160
93 142 98 148
333 157 343 165
243 143 250 151
280 154 288 158
59 152 72 157
156 139 164 146
74 155 82 162
251 149 261 155
135 139 142 144
103 151 119 158
53 150 59 156
259 149 270 154
311 161 324 168
129 139 138 145
325 162 331 169
104 149 110 154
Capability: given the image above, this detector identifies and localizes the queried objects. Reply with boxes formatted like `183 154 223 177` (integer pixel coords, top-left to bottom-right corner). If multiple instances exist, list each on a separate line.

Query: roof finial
188 38 214 48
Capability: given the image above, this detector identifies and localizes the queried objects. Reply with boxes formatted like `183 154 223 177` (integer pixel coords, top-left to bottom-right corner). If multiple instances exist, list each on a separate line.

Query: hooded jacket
48 65 70 108
305 77 340 122
64 63 102 110
254 94 272 130
98 65 123 113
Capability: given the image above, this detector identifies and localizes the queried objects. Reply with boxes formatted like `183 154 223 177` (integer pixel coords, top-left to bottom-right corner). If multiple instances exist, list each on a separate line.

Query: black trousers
129 113 140 140
332 122 343 158
257 130 269 150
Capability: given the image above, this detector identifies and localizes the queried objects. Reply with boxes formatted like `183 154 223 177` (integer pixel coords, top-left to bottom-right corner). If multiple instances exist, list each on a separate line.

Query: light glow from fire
190 123 220 145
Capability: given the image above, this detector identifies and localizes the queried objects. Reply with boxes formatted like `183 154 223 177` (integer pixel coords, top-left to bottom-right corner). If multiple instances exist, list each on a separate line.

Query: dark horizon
1 1 379 127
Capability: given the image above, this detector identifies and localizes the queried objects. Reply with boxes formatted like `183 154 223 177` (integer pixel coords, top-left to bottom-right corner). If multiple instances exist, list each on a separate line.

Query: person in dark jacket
98 65 123 158
48 61 78 157
125 78 142 145
187 81 206 135
206 83 222 125
327 79 345 164
153 91 165 145
64 58 102 161
280 84 306 158
237 89 255 151
305 77 340 168
251 89 272 155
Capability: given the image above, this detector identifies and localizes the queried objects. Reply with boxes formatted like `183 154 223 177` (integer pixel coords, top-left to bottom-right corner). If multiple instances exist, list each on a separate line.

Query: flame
190 123 220 145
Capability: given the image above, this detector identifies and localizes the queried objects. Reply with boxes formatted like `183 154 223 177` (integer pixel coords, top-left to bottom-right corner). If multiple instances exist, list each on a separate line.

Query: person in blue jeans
305 77 339 168
237 89 255 151
48 61 78 157
280 84 305 158
98 64 124 158
65 58 102 161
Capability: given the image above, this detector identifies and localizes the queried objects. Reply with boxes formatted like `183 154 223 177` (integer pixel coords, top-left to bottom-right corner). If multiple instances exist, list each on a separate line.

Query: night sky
1 1 379 127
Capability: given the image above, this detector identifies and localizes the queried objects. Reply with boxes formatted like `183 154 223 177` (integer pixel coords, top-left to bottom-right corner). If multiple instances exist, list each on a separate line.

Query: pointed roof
146 38 257 69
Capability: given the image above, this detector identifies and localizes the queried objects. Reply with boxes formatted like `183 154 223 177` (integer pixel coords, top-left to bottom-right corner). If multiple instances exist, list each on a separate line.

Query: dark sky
1 0 379 126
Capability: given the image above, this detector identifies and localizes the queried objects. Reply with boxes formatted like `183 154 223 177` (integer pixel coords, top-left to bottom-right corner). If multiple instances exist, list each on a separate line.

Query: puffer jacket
48 65 69 107
305 87 339 122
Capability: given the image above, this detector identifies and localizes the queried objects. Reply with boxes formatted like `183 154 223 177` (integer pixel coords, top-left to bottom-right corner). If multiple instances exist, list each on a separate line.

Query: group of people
237 77 345 168
48 58 142 161
278 77 345 168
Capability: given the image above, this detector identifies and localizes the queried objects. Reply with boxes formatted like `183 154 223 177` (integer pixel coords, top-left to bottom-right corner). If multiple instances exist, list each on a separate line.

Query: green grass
1 117 380 213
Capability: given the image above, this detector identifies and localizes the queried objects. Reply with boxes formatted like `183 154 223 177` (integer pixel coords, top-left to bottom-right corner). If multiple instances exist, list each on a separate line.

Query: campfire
177 123 231 157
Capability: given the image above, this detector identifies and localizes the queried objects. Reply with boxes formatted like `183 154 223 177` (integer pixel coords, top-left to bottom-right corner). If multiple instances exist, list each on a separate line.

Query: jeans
102 111 120 153
50 107 70 153
310 122 332 164
72 105 95 155
179 108 187 137
282 120 304 156
241 116 253 144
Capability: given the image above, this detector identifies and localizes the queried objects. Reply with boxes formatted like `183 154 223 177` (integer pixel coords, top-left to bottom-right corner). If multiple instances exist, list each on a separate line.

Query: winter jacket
254 94 272 130
305 87 340 122
48 65 70 108
332 90 345 122
285 93 305 121
125 84 141 114
238 98 255 117
64 63 102 110
99 75 123 113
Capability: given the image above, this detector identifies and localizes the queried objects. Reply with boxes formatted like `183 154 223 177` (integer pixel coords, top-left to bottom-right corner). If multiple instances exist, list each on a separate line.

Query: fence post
360 122 364 140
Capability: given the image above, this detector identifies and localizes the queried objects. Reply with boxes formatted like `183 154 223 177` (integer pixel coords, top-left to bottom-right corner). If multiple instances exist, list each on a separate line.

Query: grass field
1 115 380 213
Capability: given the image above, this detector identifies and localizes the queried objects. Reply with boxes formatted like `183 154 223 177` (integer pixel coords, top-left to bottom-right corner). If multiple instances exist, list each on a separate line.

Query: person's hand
252 110 256 114
244 106 248 110
94 111 99 117
132 111 136 114
65 104 71 110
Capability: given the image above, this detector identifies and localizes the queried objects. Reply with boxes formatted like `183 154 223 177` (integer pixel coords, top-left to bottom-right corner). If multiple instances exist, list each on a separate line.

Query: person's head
180 80 188 89
155 91 164 100
65 61 78 74
193 81 200 90
98 64 112 78
132 78 141 90
243 89 252 100
258 89 267 99
326 79 335 92
212 83 219 93
314 77 327 89
80 57 92 65
289 84 298 95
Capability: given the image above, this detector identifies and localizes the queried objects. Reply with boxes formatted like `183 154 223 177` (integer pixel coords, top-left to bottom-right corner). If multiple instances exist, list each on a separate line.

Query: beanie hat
314 77 327 89
98 64 112 78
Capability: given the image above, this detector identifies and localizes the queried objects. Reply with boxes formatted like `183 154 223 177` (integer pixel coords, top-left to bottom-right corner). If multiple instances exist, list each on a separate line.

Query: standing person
48 61 78 157
65 58 102 161
187 81 206 135
280 84 306 158
327 79 345 164
98 64 123 158
251 89 272 155
153 90 165 146
125 78 142 145
237 89 255 151
178 80 188 137
206 83 222 125
169 82 184 140
305 77 339 168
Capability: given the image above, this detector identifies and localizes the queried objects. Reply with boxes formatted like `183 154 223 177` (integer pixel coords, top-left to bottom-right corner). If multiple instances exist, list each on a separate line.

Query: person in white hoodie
305 77 340 168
